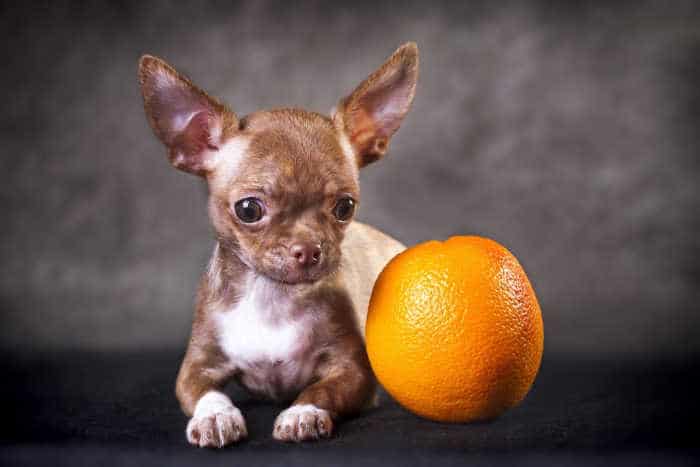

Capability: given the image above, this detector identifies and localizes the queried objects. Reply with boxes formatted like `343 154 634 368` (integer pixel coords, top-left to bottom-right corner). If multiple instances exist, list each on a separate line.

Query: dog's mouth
260 257 340 286
269 264 333 285
234 248 339 286
279 273 320 285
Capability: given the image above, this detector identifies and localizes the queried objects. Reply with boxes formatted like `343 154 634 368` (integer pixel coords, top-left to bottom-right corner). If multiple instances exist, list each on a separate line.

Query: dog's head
138 43 418 284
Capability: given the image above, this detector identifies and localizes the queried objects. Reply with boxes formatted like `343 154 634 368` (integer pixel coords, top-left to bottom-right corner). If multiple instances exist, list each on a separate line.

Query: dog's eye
333 197 355 222
234 198 265 223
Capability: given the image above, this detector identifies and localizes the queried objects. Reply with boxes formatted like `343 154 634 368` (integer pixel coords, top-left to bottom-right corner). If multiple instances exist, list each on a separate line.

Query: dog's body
207 221 403 402
138 44 417 446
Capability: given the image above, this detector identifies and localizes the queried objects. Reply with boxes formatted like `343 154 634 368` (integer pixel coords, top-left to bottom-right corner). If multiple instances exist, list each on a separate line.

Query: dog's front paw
186 392 247 448
186 408 247 448
273 404 333 442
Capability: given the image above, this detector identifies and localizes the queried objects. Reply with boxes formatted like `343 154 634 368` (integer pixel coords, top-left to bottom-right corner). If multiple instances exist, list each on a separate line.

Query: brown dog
138 43 418 446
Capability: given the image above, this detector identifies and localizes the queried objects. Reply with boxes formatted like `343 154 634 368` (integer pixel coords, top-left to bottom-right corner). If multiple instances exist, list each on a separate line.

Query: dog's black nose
290 242 322 267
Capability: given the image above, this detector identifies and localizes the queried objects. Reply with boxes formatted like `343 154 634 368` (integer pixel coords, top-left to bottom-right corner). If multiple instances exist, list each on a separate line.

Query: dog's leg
176 344 246 448
273 333 375 442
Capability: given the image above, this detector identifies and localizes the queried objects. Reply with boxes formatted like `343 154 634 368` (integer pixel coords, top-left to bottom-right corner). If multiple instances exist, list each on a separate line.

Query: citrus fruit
365 236 543 422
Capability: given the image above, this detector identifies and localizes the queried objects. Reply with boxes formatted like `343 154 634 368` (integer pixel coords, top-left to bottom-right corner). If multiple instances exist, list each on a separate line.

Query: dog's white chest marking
215 276 318 400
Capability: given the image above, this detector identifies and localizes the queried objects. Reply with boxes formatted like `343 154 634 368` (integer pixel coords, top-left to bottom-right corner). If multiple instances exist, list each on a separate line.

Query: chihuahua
138 42 418 446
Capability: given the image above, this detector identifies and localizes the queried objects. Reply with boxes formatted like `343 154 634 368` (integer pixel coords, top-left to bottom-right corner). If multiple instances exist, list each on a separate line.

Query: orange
365 236 543 423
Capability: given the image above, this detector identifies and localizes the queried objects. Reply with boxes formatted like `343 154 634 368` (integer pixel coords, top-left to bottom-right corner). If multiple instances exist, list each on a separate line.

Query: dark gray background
1 1 698 360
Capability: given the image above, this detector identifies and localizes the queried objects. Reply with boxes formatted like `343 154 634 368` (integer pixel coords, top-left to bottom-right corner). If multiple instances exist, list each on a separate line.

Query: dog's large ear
138 55 237 176
334 42 418 167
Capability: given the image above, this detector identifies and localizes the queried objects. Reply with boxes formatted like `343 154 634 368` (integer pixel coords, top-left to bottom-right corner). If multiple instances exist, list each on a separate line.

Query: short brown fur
138 43 418 446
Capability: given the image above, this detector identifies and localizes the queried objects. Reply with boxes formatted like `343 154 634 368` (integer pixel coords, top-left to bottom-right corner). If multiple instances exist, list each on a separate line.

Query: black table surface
1 350 698 466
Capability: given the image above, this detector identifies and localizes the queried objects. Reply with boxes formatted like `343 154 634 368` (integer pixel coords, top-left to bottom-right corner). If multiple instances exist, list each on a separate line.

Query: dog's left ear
138 55 238 176
334 42 419 167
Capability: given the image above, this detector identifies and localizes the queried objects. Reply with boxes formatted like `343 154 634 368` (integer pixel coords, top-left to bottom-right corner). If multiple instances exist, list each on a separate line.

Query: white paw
273 404 333 442
186 391 247 448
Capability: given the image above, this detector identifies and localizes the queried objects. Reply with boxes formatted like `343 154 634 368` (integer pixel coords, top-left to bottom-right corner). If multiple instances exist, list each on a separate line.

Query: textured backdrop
1 1 699 359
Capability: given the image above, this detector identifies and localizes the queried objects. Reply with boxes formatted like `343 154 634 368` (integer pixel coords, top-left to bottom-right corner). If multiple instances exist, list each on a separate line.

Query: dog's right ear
138 55 237 176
